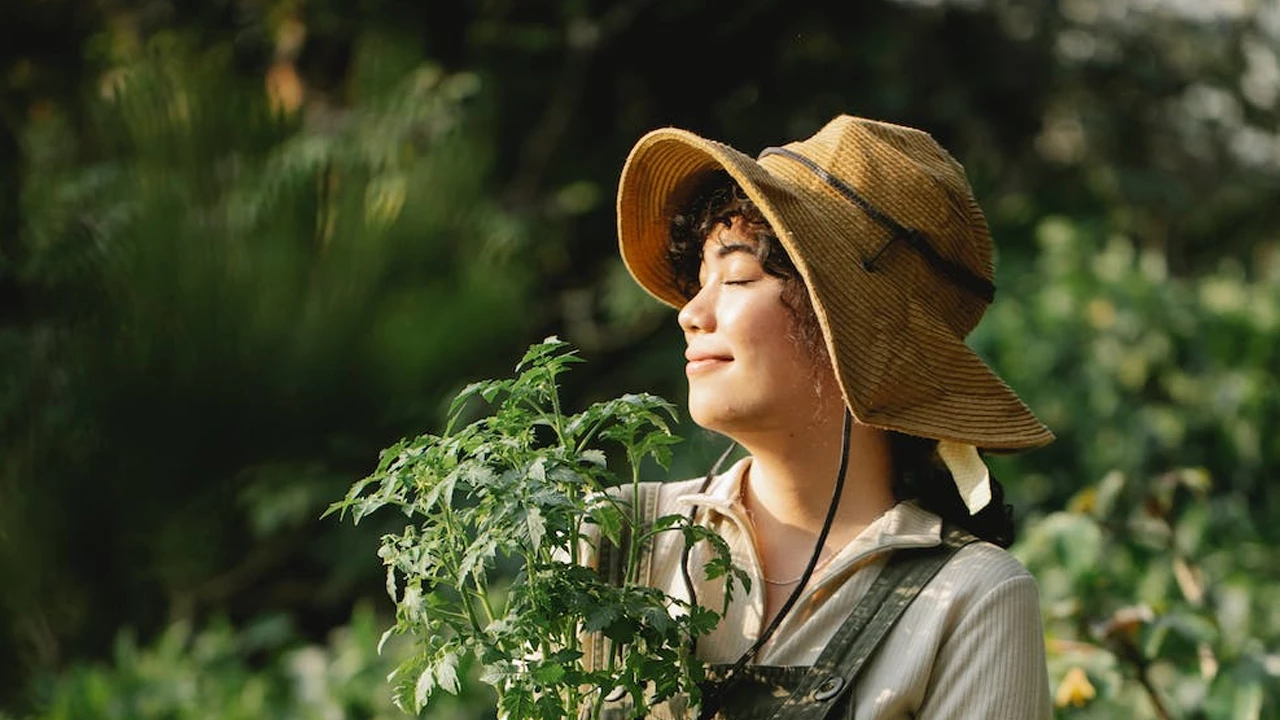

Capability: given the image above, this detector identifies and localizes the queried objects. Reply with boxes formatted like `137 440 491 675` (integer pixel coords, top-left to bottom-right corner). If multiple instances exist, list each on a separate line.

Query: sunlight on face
676 218 840 439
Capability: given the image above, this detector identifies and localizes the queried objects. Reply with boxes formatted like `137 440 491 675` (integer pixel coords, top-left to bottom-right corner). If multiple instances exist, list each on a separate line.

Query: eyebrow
712 242 757 258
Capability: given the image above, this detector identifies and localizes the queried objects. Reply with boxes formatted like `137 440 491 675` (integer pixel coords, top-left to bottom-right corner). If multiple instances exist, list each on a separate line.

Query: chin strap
936 440 992 515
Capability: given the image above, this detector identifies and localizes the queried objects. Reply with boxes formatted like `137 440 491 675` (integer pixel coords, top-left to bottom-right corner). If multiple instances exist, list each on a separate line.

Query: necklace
740 477 839 586
762 573 804 586
760 549 837 585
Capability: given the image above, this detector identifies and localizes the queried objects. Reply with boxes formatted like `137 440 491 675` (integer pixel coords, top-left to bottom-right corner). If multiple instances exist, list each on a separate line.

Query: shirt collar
672 455 944 556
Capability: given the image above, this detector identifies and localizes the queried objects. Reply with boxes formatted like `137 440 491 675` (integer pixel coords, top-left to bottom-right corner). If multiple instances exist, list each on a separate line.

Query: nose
677 284 715 334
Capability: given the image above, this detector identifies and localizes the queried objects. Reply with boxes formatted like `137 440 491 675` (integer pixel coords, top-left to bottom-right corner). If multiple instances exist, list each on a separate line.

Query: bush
12 603 493 720
974 219 1280 718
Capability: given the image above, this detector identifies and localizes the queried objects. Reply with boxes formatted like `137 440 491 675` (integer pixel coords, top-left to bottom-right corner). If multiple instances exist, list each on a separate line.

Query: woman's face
677 217 839 439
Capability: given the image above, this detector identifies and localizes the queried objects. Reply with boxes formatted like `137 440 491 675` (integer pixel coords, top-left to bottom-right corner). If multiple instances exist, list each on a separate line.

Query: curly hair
667 170 825 361
667 170 1017 547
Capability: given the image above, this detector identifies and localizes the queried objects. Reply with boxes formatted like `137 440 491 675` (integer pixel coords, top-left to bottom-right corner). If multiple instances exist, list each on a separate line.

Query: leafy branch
328 338 747 719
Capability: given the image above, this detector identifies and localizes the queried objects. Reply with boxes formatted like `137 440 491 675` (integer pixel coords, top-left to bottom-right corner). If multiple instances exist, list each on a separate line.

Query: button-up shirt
629 457 1052 719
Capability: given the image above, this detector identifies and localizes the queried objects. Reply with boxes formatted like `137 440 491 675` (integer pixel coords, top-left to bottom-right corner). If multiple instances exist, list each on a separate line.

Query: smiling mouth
685 356 731 374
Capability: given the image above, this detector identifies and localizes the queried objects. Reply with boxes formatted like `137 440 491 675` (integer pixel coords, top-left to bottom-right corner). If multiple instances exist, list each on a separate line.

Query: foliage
1020 470 1279 719
2 0 1279 718
8 603 493 720
1 24 533 707
980 219 1278 499
329 339 747 719
972 221 1280 718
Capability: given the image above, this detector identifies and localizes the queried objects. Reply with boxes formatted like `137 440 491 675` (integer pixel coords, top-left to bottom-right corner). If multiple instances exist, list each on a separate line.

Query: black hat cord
683 409 854 720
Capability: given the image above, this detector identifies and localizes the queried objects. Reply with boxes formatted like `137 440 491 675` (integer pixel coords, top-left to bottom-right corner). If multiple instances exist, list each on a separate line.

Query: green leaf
447 380 489 425
1233 676 1263 720
583 605 619 633
528 457 546 482
460 535 498 577
384 565 398 602
589 501 625 546
499 687 536 719
377 627 397 656
532 662 565 685
435 651 461 695
525 506 546 548
414 665 435 710
478 659 519 687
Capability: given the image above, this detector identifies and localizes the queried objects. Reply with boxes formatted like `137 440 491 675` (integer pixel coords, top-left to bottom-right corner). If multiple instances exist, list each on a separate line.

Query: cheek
728 289 792 337
741 303 807 361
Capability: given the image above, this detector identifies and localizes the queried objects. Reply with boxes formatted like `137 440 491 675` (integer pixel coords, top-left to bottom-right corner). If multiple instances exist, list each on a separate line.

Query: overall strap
765 524 978 720
633 482 661 585
595 483 662 586
589 483 663 677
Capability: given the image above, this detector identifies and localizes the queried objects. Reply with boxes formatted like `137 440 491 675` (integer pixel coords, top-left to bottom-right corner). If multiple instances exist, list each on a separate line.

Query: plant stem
547 372 567 446
1116 637 1173 720
439 501 485 636
474 582 498 626
626 459 642 586
573 417 604 457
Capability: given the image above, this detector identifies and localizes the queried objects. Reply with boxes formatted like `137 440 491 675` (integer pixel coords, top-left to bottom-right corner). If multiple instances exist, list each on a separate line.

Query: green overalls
592 485 975 720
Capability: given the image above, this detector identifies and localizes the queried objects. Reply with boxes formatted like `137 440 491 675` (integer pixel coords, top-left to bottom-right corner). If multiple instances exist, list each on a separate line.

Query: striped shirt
631 457 1052 719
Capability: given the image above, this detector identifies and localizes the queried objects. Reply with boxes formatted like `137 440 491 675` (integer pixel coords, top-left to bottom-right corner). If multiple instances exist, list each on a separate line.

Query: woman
605 115 1054 719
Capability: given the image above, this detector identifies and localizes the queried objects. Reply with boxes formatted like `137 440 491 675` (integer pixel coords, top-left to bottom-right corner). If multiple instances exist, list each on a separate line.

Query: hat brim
617 127 1054 450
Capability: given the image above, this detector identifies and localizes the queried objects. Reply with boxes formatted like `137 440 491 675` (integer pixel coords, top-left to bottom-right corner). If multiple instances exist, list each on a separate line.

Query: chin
687 400 727 432
687 400 756 438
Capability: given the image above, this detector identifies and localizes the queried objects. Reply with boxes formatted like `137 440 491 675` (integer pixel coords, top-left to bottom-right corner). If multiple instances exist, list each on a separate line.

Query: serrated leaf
500 687 537 719
384 565 398 602
460 536 498 577
526 506 546 548
436 651 461 694
377 627 396 655
580 449 607 467
590 502 624 546
583 605 619 633
447 381 488 424
546 648 584 665
480 382 507 403
532 662 565 685
642 605 673 633
479 660 518 687
528 457 546 482
414 665 435 710
421 467 458 515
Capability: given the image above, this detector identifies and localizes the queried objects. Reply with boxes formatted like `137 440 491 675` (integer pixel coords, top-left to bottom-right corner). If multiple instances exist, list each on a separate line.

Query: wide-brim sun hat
617 114 1054 452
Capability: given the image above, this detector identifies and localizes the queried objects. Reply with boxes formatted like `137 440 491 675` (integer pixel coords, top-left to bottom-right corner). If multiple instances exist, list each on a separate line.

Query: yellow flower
1054 666 1096 708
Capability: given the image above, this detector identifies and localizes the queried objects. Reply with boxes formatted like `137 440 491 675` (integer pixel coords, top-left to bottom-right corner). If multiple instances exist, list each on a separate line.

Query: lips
685 349 732 374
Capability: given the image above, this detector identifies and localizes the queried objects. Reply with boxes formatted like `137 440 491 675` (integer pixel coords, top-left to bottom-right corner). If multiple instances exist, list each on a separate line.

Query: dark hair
888 433 1016 547
669 171 1016 547
668 170 824 358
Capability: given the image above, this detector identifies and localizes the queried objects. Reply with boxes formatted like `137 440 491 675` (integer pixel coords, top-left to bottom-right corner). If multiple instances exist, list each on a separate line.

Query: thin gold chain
739 476 838 586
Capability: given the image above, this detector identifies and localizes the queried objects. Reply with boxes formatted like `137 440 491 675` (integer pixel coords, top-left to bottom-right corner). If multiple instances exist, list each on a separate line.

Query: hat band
757 146 996 303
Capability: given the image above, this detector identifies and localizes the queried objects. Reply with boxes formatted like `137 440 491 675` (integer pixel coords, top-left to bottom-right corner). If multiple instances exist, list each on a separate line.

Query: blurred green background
1 0 1277 717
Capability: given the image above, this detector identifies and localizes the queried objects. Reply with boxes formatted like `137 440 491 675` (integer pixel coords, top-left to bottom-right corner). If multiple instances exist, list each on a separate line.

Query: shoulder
945 539 1035 587
921 539 1042 642
938 539 1039 602
907 541 1052 717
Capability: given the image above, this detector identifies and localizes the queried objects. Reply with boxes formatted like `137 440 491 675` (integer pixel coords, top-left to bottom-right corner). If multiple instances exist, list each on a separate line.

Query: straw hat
617 114 1053 452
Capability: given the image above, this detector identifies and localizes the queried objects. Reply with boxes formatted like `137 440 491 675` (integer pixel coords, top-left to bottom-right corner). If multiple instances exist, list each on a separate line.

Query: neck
736 411 896 547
